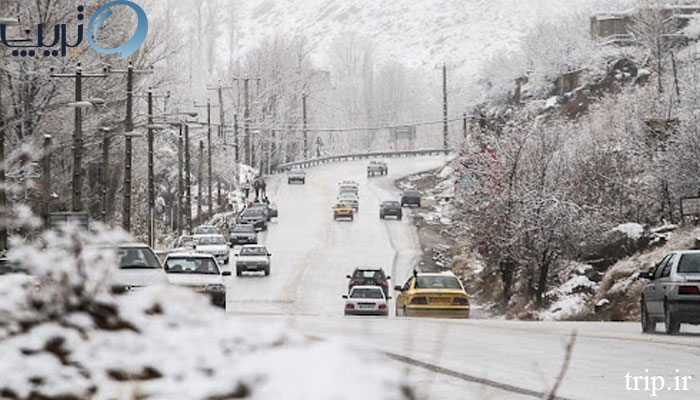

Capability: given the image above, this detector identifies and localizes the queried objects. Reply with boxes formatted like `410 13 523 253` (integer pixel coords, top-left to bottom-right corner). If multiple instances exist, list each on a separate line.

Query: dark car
251 202 278 221
380 200 403 220
237 208 267 231
401 189 421 207
347 268 391 297
229 224 258 246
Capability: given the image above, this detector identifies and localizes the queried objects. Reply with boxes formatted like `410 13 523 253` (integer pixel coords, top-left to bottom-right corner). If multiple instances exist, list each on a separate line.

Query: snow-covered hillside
234 0 633 78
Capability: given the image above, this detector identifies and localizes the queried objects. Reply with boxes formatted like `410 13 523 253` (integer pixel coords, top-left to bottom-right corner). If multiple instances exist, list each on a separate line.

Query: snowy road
223 156 700 400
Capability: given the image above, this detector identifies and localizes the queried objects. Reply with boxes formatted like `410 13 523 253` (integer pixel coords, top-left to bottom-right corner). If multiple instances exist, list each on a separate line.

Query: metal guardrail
274 148 454 172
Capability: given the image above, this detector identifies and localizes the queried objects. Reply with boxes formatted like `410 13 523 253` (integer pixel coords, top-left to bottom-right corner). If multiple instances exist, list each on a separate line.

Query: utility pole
233 113 239 163
107 62 152 232
231 77 261 166
198 139 204 224
463 111 468 140
442 64 449 150
177 124 183 235
0 65 5 252
194 100 216 217
42 135 52 225
185 125 192 233
50 64 107 212
147 89 155 248
302 93 308 159
101 132 110 223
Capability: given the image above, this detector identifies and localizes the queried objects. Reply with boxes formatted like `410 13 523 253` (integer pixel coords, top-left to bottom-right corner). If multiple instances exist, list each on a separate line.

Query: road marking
384 351 579 400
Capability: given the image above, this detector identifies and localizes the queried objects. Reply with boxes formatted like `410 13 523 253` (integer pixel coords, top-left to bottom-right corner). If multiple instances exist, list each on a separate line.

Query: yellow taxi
394 271 470 318
333 202 355 221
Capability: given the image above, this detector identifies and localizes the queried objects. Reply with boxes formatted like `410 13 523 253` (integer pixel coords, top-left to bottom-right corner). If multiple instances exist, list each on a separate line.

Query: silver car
640 250 700 334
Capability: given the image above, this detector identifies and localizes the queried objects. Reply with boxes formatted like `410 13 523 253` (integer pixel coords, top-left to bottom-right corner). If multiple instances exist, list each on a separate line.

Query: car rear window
233 225 255 233
197 236 226 245
415 276 461 289
678 254 700 273
165 257 219 274
240 247 267 256
118 247 161 269
353 270 385 279
350 288 384 299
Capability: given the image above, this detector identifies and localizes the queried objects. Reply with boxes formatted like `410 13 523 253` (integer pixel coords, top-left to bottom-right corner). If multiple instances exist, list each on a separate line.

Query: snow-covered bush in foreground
0 225 413 400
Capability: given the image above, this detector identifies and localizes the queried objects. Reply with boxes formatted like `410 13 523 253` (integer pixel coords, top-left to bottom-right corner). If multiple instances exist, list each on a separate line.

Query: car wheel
302 180 305 184
417 202 421 208
380 214 384 219
236 267 242 277
664 303 681 334
350 215 354 221
641 300 655 333
398 214 402 220
264 267 270 276
401 202 405 207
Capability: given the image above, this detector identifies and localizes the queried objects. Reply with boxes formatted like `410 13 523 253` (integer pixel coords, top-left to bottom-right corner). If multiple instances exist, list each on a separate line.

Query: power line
249 116 466 133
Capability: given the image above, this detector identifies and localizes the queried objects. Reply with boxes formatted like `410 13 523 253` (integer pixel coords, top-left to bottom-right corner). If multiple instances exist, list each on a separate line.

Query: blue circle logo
87 0 148 60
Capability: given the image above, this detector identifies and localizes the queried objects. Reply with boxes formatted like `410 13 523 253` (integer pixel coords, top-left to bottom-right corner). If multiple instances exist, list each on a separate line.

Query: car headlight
203 284 225 292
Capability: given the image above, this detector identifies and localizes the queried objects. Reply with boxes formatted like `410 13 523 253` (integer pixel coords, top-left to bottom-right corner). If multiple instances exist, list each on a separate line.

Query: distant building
590 5 700 45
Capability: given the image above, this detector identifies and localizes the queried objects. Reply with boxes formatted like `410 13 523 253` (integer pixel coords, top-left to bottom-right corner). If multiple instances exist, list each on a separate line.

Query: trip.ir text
625 370 692 397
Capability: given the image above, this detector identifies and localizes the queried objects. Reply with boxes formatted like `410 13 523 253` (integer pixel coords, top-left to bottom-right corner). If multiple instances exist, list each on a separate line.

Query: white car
235 245 272 276
195 234 230 265
343 285 389 316
113 243 167 293
163 252 230 309
338 193 359 211
339 180 359 196
193 225 219 240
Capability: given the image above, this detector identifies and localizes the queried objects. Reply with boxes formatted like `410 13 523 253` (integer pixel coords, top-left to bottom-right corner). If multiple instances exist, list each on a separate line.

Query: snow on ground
613 222 645 240
0 225 413 400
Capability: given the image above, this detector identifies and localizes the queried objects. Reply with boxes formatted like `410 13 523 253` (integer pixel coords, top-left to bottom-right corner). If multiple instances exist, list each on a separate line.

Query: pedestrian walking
242 179 251 200
253 179 261 200
261 179 267 198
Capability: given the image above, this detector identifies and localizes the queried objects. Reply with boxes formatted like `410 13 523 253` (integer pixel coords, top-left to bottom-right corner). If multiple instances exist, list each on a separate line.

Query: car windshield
678 253 700 273
233 225 255 233
197 236 226 245
415 276 462 289
350 288 384 299
194 226 218 235
240 247 268 256
354 269 385 280
164 257 219 274
336 203 352 208
118 247 161 269
404 190 420 196
339 195 357 200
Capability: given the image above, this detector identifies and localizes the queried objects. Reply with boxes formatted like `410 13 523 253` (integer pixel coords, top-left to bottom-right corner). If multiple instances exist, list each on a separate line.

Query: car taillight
378 304 387 310
346 303 355 309
678 285 700 295
411 297 428 305
453 297 469 305
349 279 355 286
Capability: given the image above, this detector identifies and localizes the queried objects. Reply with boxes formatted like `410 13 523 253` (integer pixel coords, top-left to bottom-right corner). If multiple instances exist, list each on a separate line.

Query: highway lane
224 156 700 400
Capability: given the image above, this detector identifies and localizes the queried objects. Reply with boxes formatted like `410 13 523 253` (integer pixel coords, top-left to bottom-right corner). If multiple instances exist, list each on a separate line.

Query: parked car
347 268 390 297
235 245 272 276
367 160 388 176
112 243 166 293
163 252 230 308
249 203 271 221
229 224 258 246
343 286 390 316
172 235 196 252
237 208 267 231
379 200 402 220
251 202 278 220
194 234 230 265
333 202 355 221
394 271 470 318
400 189 421 207
640 250 700 334
288 169 306 184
